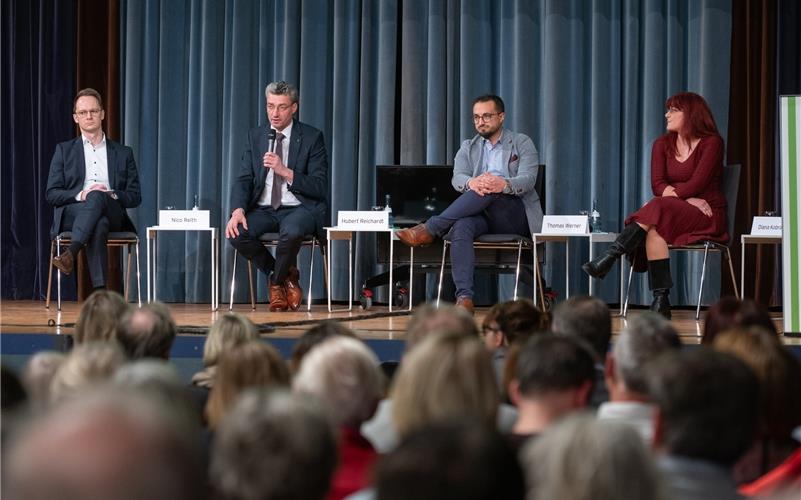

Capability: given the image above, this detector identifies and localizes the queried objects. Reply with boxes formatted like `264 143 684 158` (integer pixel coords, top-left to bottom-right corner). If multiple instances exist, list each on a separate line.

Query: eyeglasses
267 104 293 113
666 107 682 114
473 112 500 123
75 109 102 117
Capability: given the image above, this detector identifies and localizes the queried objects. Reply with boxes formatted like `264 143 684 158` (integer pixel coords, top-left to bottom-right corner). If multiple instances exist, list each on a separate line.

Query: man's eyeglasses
473 112 500 123
75 109 102 118
267 104 293 113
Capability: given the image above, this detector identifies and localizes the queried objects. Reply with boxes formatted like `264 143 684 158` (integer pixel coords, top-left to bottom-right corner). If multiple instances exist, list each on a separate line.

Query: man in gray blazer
397 95 541 313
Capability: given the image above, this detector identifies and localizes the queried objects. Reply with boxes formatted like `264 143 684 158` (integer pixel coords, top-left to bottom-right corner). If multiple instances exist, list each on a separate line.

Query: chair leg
46 241 55 309
306 240 316 311
695 243 711 320
724 248 740 299
513 241 523 301
134 241 142 307
124 245 132 302
535 260 546 307
247 261 256 311
436 241 449 307
56 239 63 312
622 257 635 318
228 250 238 311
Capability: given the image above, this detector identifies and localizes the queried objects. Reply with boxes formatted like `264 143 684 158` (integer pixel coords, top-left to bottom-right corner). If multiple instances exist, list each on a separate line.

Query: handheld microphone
266 128 277 153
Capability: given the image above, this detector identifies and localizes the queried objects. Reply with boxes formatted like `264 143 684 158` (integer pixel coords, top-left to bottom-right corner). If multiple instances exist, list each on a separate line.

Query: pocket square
509 154 518 163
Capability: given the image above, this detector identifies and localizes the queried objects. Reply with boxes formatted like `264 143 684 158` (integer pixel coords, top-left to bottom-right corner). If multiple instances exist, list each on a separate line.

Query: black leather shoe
582 224 646 279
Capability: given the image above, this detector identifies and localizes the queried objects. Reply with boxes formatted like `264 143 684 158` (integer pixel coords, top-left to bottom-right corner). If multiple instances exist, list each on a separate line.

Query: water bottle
384 194 394 228
192 194 200 211
590 200 602 233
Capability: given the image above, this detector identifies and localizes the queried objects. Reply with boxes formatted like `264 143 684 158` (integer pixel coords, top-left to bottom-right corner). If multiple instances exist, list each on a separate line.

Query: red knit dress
625 134 729 248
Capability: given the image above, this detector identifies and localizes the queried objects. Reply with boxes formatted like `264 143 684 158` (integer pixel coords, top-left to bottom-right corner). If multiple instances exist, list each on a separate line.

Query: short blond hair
391 331 498 438
203 313 259 366
50 342 125 404
74 290 130 344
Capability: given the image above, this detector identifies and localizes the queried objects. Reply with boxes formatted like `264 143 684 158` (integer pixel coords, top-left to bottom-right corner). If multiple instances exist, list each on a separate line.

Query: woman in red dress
583 92 728 319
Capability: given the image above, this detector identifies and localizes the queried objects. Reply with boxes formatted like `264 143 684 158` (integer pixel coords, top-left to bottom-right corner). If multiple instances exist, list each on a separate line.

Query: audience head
211 389 336 500
289 320 356 374
511 335 596 417
550 295 610 361
293 336 384 427
702 297 777 345
6 387 205 500
50 342 125 404
647 348 759 465
203 313 260 367
74 290 130 344
522 413 662 500
481 299 549 351
22 351 65 410
713 326 801 440
405 303 478 352
205 341 290 428
391 331 498 438
607 312 681 398
117 302 176 360
375 419 524 500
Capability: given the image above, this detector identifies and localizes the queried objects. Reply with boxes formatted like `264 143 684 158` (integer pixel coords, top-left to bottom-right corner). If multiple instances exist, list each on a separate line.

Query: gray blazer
451 129 543 234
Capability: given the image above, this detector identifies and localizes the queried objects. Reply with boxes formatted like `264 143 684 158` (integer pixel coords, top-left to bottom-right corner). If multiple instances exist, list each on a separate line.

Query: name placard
337 211 389 230
158 210 210 229
541 215 589 235
750 216 782 236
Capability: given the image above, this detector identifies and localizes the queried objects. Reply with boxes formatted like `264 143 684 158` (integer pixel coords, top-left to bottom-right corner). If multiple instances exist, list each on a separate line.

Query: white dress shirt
258 122 301 207
76 134 110 200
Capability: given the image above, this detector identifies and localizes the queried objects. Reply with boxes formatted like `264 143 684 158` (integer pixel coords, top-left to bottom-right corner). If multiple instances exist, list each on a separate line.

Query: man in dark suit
46 88 142 290
226 81 328 312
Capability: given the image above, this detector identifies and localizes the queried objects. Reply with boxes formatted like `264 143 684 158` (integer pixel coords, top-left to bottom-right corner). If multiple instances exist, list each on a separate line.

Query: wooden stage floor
0 300 792 345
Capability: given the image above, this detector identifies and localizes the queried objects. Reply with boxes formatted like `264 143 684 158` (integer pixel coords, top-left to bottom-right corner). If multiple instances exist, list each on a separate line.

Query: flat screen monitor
376 165 460 226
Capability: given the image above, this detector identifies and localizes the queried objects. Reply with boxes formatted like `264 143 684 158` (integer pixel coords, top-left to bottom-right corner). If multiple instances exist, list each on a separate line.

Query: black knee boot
648 258 672 319
582 224 647 279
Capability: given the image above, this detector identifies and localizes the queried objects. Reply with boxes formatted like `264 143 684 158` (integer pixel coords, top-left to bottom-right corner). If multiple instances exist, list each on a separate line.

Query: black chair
227 233 325 311
436 165 546 306
46 231 142 311
622 164 741 320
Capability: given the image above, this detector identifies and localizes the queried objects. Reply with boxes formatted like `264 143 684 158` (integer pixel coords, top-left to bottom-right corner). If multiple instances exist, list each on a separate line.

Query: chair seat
56 231 139 242
257 233 316 243
443 233 532 245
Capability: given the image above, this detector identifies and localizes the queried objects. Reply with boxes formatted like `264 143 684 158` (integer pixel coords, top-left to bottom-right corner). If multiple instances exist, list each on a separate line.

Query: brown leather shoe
455 296 475 315
396 224 435 247
269 281 288 312
52 249 74 275
285 266 302 311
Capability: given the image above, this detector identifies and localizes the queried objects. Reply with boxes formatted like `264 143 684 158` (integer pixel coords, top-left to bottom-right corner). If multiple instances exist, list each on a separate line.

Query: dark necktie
270 132 285 210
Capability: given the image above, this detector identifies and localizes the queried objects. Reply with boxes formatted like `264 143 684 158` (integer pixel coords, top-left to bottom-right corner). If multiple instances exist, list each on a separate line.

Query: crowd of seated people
2 292 800 500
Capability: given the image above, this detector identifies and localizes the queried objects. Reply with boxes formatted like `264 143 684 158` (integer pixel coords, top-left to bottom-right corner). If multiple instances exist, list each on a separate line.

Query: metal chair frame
228 233 326 311
46 231 142 311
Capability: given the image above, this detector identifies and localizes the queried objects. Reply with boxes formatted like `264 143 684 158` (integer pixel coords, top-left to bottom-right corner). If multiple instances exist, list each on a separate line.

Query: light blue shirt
482 129 508 178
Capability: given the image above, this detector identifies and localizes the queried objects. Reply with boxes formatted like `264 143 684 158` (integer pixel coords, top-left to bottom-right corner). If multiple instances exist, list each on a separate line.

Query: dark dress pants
61 190 126 288
229 204 316 283
425 190 529 300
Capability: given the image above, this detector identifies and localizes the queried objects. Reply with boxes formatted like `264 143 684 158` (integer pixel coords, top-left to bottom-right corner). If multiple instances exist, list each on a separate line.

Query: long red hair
663 92 720 155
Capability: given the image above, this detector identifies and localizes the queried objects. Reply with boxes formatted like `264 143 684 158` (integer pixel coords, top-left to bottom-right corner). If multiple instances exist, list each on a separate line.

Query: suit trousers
229 204 316 283
60 190 126 287
425 190 529 300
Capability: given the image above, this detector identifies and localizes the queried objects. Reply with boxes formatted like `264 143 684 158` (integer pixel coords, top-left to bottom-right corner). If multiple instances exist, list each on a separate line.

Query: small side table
325 227 414 313
532 232 625 313
741 234 782 299
146 226 219 311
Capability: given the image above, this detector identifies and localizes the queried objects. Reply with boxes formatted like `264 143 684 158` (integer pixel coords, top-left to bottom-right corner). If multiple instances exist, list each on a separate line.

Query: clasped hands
662 186 712 217
468 173 506 196
79 183 112 201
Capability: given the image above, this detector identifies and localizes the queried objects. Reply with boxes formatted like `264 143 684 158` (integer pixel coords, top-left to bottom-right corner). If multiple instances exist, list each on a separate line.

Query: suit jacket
451 129 543 234
230 119 329 240
45 137 142 239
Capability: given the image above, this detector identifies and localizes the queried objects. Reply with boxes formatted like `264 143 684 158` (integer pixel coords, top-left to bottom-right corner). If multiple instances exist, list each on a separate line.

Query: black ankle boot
648 259 673 319
582 224 647 279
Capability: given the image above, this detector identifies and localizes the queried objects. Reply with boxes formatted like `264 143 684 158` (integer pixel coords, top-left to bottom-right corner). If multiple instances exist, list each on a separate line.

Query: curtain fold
117 0 735 306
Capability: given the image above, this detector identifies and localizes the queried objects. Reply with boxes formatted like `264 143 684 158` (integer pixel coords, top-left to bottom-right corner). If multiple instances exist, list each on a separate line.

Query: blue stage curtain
1 0 77 300
119 0 732 306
